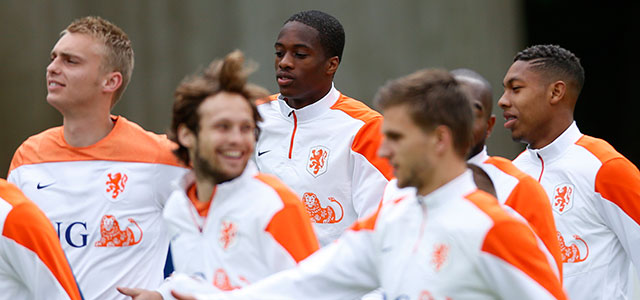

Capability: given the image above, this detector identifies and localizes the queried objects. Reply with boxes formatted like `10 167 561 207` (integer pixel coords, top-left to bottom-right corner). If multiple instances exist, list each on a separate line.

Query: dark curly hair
169 50 268 165
285 10 345 62
515 44 585 94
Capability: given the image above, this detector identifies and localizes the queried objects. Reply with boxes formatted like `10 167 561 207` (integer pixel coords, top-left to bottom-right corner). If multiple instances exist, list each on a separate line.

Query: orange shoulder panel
256 94 279 106
255 174 319 263
576 136 640 225
0 180 83 300
8 116 185 172
331 95 393 180
484 157 562 276
466 191 565 300
350 202 383 232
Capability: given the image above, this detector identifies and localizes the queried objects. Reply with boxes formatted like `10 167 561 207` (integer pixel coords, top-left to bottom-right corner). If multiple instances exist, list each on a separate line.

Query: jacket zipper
288 111 297 159
537 153 545 182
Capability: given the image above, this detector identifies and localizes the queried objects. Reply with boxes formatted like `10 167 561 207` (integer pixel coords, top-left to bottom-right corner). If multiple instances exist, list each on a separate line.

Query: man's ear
485 115 496 139
325 56 340 76
102 71 123 94
177 124 196 149
433 125 453 155
549 80 566 105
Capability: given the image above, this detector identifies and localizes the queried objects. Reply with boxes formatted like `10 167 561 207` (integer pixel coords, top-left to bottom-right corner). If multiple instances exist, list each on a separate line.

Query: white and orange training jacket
0 179 83 300
255 85 393 246
188 170 567 300
513 122 640 300
7 116 189 300
156 162 319 299
468 146 563 276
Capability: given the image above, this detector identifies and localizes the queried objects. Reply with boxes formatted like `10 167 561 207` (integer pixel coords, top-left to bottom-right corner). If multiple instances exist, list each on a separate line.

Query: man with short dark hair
7 16 188 300
171 69 566 300
499 44 640 299
452 68 562 276
255 10 393 247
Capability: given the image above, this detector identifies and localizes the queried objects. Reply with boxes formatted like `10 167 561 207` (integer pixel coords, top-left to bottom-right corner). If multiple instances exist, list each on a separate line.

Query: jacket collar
467 146 489 166
276 83 340 122
525 121 582 163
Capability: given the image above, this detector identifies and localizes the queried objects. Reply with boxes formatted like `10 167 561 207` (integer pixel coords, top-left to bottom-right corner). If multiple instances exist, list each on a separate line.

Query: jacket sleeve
591 157 640 277
263 186 320 272
477 219 566 300
189 212 382 300
1 198 83 300
350 117 393 218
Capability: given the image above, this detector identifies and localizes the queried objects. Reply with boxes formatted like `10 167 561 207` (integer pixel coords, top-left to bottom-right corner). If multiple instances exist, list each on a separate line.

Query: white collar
276 83 340 122
467 146 489 166
525 121 582 163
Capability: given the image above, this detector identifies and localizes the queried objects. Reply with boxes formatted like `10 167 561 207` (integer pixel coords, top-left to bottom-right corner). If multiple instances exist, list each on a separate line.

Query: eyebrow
274 42 312 49
503 77 522 87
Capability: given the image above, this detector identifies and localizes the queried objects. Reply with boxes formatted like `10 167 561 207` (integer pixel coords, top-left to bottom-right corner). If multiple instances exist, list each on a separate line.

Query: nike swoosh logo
37 182 55 189
257 150 271 156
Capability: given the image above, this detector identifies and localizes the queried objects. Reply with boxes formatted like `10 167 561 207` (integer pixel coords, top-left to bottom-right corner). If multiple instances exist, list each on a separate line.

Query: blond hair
63 16 134 105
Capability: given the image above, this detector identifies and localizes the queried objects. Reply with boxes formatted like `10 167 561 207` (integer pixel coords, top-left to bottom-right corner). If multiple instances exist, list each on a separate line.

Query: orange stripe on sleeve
8 115 185 172
485 157 563 277
255 174 319 263
576 136 640 226
466 191 566 300
330 95 393 180
0 180 82 300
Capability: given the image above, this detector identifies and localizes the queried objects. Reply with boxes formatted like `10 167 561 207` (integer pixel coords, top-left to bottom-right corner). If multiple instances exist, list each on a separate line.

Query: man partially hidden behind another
499 44 640 299
7 16 188 299
256 10 393 246
452 68 562 276
171 69 566 300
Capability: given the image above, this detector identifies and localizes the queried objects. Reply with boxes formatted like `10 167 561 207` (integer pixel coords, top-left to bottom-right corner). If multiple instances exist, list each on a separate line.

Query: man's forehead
276 21 320 47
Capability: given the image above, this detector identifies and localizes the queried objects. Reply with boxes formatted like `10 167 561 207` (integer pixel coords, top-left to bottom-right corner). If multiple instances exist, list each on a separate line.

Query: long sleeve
194 213 382 300
350 118 393 218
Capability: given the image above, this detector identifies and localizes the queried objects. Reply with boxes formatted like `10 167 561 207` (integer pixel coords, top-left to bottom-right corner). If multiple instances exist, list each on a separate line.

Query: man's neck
416 158 467 197
528 118 573 149
284 84 332 109
194 178 216 203
62 114 115 147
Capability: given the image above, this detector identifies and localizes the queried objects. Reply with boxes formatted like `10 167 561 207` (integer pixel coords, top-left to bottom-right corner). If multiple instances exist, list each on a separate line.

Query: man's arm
351 118 393 217
592 157 640 277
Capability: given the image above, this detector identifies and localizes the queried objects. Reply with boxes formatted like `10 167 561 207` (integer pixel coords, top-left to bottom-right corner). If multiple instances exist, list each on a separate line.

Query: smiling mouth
220 150 243 159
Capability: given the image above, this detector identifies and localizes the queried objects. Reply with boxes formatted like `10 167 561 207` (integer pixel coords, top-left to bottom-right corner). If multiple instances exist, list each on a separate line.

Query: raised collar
276 83 340 122
415 170 476 209
525 121 582 163
467 146 489 166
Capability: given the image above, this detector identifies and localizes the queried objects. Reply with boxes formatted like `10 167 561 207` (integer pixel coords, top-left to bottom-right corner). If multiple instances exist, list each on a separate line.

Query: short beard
193 148 237 184
467 140 485 160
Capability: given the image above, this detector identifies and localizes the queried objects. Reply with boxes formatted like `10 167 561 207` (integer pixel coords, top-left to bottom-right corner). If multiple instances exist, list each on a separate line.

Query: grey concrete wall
0 0 525 176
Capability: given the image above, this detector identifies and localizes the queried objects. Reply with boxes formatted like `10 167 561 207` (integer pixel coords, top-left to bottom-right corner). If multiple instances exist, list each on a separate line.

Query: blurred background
1 0 637 177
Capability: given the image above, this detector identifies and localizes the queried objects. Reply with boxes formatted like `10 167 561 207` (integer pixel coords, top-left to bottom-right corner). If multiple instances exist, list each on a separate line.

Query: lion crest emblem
307 146 329 177
552 183 575 214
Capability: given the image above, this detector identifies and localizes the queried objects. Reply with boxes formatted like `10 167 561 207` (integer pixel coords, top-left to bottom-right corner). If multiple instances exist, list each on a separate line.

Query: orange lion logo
552 183 574 214
557 231 589 263
219 220 237 250
94 215 143 247
431 243 449 272
307 146 329 177
302 192 343 224
212 269 241 291
106 172 128 199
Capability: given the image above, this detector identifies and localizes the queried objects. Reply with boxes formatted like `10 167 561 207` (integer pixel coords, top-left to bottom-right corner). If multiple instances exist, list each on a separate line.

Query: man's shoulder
330 94 381 123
